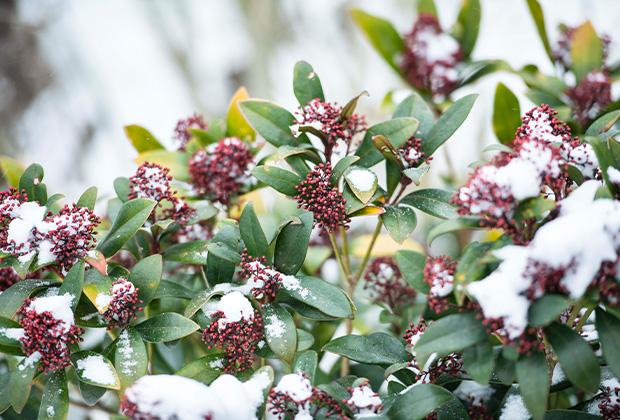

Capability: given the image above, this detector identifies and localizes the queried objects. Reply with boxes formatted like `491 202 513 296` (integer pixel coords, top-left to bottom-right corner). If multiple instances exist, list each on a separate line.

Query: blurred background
1 0 619 201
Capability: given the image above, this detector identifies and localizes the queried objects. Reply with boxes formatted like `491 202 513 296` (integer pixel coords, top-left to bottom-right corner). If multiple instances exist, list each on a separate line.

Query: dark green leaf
415 313 487 365
395 250 428 293
262 303 297 363
389 383 453 420
528 295 570 326
543 410 601 419
0 317 22 347
239 100 299 147
129 254 162 304
253 165 302 196
400 189 457 219
293 350 318 383
206 223 240 285
77 186 98 210
0 279 56 318
19 163 46 203
152 280 195 300
38 370 69 420
453 0 481 59
279 275 354 319
427 216 482 244
596 308 620 379
113 177 130 202
59 260 85 310
422 94 478 157
9 356 37 413
293 61 325 105
545 322 600 393
135 313 200 343
331 156 360 184
163 240 209 265
323 332 408 365
274 212 313 275
356 118 420 167
206 242 241 264
240 203 269 259
381 205 417 243
493 82 521 145
393 92 435 138
124 125 164 153
585 110 620 137
350 9 404 73
463 340 494 384
296 329 315 351
97 198 157 257
525 0 554 63
516 352 549 420
115 328 148 389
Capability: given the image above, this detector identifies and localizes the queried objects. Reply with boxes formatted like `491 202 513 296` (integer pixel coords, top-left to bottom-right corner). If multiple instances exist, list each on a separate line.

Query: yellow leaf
226 87 256 141
0 156 24 188
351 233 424 258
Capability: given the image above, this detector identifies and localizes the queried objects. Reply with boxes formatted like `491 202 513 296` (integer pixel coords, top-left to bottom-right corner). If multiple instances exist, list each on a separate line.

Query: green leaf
381 205 417 243
9 356 38 413
516 352 549 420
114 328 148 389
163 240 209 265
59 260 85 310
331 156 360 184
76 381 107 406
71 351 120 389
453 0 481 59
350 9 404 73
261 303 297 363
184 287 225 318
113 177 130 202
525 0 554 63
274 212 313 275
293 350 318 383
135 313 199 343
389 384 453 420
19 163 46 203
75 186 98 210
595 308 620 379
395 250 428 293
427 216 482 244
462 340 494 384
206 242 241 264
393 92 435 138
415 313 487 365
543 410 601 419
124 125 164 153
356 117 420 167
400 189 457 219
585 110 620 137
206 222 240 285
0 317 22 347
570 21 603 82
226 87 256 141
253 165 302 196
176 354 225 384
323 332 408 365
422 94 478 157
97 198 157 257
341 91 369 120
280 275 354 319
152 280 195 300
528 295 570 327
344 166 378 204
586 136 620 196
239 100 299 147
493 82 521 145
293 61 324 105
38 370 69 420
129 254 162 304
0 279 56 318
544 322 600 393
296 329 315 351
0 156 24 188
417 0 438 16
240 203 269 259
135 151 189 181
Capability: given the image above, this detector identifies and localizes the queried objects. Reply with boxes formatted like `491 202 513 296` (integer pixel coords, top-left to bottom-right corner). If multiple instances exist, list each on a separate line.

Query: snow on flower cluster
267 372 346 419
129 162 195 223
363 256 417 311
101 278 143 328
201 291 264 373
173 113 208 150
345 381 383 418
239 251 283 302
453 105 599 243
468 180 620 338
402 14 462 98
567 70 612 128
18 293 82 372
121 372 271 420
0 188 100 271
189 137 254 206
424 255 457 314
290 98 367 159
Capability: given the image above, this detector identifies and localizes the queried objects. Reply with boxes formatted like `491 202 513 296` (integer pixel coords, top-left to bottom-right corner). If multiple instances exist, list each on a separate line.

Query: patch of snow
273 373 313 403
499 394 530 420
0 327 24 341
76 354 116 386
27 293 74 332
265 314 285 338
213 291 254 329
117 330 138 376
346 168 376 192
95 292 112 312
608 167 620 184
347 384 382 418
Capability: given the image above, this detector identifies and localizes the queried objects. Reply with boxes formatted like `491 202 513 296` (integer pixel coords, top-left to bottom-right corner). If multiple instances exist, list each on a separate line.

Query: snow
125 372 270 420
0 327 25 341
454 381 494 403
95 292 112 312
213 291 255 329
280 275 310 299
18 351 42 371
347 384 382 418
551 364 566 385
117 330 138 376
27 293 75 332
76 354 117 386
469 181 620 338
416 29 460 63
500 394 530 420
608 167 620 183
428 263 454 298
265 314 285 338
495 159 543 201
525 109 565 144
272 373 313 403
46 406 55 417
346 168 376 192
209 358 225 369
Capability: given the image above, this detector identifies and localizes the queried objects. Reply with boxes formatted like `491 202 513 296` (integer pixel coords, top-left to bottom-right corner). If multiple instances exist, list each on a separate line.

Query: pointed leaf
323 332 408 365
516 352 549 420
400 189 457 219
350 9 405 73
389 384 453 420
124 125 164 153
240 203 269 259
97 198 157 257
253 165 302 196
422 94 477 157
493 82 521 145
381 205 417 244
115 328 148 389
59 260 85 310
129 254 162 303
38 370 69 420
293 61 325 105
134 313 199 342
262 303 297 363
274 212 313 275
71 351 120 390
77 186 98 210
596 308 620 379
239 100 299 147
226 87 256 140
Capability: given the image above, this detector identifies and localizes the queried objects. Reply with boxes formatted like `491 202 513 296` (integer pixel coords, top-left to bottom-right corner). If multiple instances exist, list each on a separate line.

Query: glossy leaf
239 100 299 147
293 350 318 383
516 352 549 420
595 308 620 379
262 303 297 363
453 0 481 59
389 384 453 420
393 92 435 138
280 275 354 319
114 328 148 389
525 0 554 63
0 279 56 318
135 313 200 343
129 254 162 304
381 205 417 244
240 203 269 259
323 332 408 365
19 163 46 203
350 9 404 73
528 295 570 326
253 165 302 196
38 370 69 420
293 61 324 105
163 240 209 265
356 117 420 167
570 21 603 82
97 198 157 257
427 216 482 244
331 156 360 184
72 351 120 390
124 125 164 153
493 82 521 144
400 188 457 219
77 186 98 210
274 212 313 275
395 250 428 293
344 166 378 204
9 356 37 413
462 340 494 384
422 94 478 157
59 260 85 310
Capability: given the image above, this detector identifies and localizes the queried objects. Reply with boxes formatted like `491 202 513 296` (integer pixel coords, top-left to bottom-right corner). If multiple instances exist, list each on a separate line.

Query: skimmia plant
0 2 620 420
